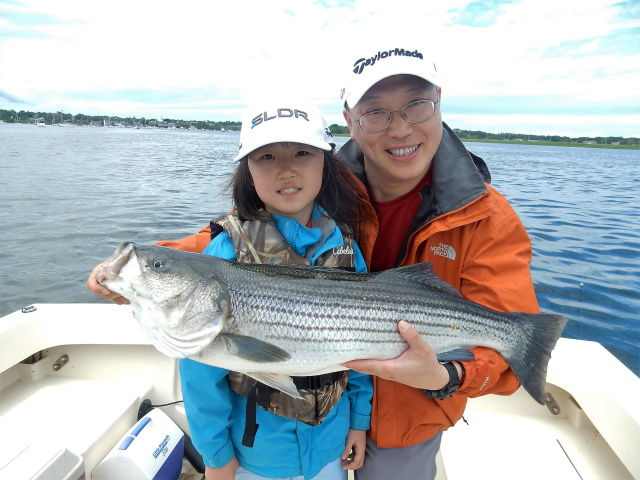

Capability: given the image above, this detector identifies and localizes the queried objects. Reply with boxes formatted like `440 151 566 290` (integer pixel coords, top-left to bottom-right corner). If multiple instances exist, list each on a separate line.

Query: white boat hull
1 304 638 479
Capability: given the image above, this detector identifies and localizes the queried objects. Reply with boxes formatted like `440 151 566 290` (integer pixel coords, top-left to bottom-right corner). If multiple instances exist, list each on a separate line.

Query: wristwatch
422 362 462 400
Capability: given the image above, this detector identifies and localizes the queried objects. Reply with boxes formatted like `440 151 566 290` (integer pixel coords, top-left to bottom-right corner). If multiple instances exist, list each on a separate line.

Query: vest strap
241 382 270 448
292 372 345 390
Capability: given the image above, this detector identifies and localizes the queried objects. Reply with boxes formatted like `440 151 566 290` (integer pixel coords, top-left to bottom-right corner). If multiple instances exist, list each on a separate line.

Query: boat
1 303 638 479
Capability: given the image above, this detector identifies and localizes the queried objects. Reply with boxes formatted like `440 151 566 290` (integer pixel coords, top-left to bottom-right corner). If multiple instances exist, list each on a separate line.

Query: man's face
344 75 442 201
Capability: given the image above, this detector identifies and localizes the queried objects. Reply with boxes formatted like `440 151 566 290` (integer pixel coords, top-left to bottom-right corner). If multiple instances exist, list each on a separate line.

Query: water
1 125 639 377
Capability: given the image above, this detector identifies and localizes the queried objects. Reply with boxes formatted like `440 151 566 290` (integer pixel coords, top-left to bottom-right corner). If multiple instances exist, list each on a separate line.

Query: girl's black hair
228 149 361 230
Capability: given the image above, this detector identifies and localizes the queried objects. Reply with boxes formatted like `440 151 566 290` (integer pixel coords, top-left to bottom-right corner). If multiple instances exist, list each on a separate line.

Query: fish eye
152 257 166 269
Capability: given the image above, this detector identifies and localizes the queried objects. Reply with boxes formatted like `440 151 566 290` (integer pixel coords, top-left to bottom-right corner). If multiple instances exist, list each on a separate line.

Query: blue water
467 143 640 375
1 125 639 377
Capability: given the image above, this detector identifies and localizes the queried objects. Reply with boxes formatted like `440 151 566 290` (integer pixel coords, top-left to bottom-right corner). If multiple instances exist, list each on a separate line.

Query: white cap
234 95 334 161
340 46 440 109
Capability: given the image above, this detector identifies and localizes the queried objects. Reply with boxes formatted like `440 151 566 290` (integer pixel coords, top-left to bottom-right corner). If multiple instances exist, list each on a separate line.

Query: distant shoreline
459 138 640 150
4 120 638 150
333 133 640 150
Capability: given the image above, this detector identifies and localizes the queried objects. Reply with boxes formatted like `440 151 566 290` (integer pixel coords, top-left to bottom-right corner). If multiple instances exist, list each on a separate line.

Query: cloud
0 0 638 136
0 89 29 104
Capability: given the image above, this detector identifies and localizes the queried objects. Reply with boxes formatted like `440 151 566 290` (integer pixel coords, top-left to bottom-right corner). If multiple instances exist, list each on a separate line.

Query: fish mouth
96 242 134 285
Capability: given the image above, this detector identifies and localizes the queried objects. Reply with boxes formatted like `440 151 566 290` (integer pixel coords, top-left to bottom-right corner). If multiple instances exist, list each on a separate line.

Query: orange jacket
159 123 539 449
337 123 539 447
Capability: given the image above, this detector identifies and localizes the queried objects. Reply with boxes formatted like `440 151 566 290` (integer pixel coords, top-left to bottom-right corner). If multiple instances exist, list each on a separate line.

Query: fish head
97 242 229 358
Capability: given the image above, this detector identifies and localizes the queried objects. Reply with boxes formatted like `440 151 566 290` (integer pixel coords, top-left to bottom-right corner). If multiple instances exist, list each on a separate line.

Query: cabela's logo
251 108 309 129
333 245 354 255
352 48 424 75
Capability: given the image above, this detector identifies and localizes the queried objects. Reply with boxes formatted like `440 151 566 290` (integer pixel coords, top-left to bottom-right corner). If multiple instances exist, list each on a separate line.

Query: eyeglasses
351 99 439 134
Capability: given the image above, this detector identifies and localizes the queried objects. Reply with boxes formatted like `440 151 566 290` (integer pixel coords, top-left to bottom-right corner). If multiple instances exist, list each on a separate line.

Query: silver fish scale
101 244 567 404
219 263 520 359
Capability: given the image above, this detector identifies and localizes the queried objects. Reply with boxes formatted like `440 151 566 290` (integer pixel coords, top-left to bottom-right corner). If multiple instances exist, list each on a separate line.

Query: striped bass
97 242 567 404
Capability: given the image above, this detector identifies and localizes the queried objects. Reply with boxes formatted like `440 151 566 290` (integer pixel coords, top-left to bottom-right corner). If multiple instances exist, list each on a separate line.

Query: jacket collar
336 121 491 218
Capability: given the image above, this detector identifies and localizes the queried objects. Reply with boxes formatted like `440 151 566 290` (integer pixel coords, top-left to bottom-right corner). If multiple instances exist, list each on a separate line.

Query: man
335 46 540 480
87 44 539 479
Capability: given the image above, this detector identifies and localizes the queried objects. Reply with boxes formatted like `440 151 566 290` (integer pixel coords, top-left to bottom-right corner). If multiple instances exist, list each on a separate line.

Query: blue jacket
180 205 372 479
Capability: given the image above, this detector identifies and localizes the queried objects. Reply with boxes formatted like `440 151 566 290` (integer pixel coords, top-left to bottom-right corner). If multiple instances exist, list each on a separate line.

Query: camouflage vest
213 210 356 269
210 210 355 446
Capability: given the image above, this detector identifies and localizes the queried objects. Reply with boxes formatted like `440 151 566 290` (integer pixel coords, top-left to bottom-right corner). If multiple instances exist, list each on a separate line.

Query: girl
179 95 372 480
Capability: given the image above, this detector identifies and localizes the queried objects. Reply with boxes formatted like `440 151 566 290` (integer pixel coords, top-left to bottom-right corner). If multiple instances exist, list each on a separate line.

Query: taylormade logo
251 109 309 129
353 48 424 75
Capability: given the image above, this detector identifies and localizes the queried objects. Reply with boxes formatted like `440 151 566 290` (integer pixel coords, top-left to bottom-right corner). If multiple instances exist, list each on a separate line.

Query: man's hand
342 428 366 470
86 261 130 305
342 320 450 390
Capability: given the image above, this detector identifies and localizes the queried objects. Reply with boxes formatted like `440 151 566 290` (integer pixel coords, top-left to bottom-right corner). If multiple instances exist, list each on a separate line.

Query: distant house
582 141 598 144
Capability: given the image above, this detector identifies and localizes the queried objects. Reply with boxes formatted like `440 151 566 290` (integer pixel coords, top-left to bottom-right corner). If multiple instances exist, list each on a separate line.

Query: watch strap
422 361 460 400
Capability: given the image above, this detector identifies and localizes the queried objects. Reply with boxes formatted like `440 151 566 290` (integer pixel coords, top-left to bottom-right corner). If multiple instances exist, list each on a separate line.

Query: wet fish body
98 242 567 404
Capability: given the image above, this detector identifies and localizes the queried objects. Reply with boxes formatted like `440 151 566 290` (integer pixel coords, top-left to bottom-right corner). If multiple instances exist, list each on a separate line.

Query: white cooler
92 408 184 480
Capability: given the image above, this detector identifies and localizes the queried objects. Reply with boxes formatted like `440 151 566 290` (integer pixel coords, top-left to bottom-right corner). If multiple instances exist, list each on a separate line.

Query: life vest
212 210 356 269
210 210 355 447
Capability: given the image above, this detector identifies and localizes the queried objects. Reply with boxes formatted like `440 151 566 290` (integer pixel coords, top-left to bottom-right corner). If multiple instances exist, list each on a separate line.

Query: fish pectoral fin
436 348 475 362
221 333 291 363
245 372 304 400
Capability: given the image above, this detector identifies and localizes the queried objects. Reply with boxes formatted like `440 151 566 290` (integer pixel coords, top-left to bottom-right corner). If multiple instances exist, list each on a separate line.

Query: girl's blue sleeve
202 230 237 260
346 371 372 430
353 241 367 273
347 241 372 429
182 229 238 467
180 360 235 467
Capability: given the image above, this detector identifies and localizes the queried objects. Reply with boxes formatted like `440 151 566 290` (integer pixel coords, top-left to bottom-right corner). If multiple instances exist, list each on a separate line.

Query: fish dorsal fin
379 262 464 299
221 333 291 363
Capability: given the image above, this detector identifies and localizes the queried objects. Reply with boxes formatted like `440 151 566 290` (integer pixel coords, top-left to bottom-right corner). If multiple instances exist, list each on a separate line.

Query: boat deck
1 304 638 479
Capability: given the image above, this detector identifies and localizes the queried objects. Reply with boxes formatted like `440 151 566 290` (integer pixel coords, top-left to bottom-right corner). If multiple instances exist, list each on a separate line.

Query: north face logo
431 243 456 260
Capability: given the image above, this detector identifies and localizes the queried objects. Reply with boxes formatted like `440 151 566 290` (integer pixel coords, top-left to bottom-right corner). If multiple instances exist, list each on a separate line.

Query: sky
1 0 639 138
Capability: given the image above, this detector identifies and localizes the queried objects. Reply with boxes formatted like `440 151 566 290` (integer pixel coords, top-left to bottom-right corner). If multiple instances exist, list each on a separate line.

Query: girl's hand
342 428 366 470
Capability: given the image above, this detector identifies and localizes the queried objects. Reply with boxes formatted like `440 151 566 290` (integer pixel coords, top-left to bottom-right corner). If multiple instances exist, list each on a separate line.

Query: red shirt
369 168 432 272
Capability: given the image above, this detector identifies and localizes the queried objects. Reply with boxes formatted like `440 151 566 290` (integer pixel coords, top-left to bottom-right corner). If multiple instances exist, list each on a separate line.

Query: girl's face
247 142 325 225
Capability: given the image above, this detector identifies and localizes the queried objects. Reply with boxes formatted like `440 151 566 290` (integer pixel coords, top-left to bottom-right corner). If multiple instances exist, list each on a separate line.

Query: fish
97 242 567 405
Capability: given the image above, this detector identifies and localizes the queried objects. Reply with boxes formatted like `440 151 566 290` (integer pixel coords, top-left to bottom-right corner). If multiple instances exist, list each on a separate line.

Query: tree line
1 109 637 145
452 128 638 146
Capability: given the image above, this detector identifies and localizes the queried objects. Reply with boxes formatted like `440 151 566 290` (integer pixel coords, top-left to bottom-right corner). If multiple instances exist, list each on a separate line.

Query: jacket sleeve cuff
350 411 371 431
201 438 235 469
457 346 520 398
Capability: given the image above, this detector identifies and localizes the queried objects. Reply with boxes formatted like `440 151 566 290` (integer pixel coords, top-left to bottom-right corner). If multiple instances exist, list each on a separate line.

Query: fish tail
503 312 568 405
